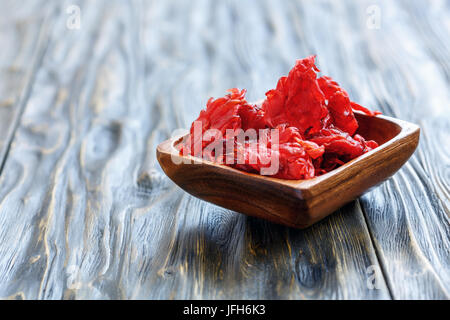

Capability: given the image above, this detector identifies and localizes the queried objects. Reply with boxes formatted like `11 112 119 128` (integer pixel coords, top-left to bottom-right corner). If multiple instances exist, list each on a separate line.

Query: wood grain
284 0 450 299
0 0 51 169
355 0 450 300
0 0 447 300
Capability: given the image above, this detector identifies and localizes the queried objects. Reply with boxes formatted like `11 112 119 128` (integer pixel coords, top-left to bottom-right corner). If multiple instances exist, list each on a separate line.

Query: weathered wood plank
0 0 109 299
346 0 449 299
0 0 393 299
0 0 50 169
285 0 449 299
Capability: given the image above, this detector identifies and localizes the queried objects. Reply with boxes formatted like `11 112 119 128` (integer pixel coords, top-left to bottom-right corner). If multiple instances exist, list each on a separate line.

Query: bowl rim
158 113 420 198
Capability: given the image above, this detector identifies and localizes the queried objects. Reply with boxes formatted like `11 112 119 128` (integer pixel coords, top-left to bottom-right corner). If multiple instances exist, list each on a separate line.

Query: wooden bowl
157 112 420 229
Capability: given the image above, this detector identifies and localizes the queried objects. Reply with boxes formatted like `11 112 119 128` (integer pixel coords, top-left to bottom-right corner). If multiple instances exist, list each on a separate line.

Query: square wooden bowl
157 113 420 229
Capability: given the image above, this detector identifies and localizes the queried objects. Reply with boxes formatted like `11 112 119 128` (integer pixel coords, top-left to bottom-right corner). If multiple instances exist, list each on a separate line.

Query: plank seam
358 198 396 300
0 6 57 176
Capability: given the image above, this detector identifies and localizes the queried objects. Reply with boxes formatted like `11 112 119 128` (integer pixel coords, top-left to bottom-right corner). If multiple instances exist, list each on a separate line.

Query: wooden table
0 0 448 300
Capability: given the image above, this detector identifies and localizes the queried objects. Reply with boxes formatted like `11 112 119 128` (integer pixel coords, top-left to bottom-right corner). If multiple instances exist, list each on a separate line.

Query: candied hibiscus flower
180 56 381 180
262 56 328 135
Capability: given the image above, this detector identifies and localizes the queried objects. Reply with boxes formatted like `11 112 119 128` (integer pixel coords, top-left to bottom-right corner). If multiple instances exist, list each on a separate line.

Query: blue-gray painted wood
0 0 447 299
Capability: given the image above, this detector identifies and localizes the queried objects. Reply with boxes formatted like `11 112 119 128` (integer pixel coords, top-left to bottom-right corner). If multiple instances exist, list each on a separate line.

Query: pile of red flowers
180 56 380 180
